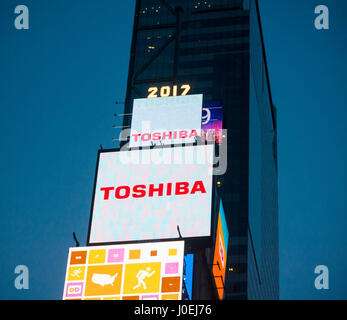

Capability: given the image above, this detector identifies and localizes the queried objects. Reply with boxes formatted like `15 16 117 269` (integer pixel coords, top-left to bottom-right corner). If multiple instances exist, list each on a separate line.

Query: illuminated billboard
183 254 194 300
202 102 223 144
212 201 229 300
88 144 214 244
130 94 203 148
63 241 184 300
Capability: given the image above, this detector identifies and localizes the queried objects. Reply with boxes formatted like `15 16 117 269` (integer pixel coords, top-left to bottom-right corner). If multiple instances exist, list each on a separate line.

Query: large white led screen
88 144 214 244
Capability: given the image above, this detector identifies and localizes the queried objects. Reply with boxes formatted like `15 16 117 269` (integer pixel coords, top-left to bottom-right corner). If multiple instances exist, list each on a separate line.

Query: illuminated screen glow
88 144 214 244
183 254 194 300
130 94 203 148
202 102 223 144
212 201 229 299
62 241 185 300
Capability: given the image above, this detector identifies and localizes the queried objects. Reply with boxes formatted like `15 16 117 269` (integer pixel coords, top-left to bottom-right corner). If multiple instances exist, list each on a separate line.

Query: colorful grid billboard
212 201 229 300
202 102 223 144
88 144 214 244
63 241 185 300
130 94 203 148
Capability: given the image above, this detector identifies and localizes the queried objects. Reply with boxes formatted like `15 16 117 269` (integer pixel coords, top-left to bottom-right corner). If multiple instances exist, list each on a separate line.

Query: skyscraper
121 0 279 300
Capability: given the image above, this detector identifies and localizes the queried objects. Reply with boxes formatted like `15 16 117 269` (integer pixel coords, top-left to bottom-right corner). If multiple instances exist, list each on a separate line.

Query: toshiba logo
132 129 198 142
100 181 206 200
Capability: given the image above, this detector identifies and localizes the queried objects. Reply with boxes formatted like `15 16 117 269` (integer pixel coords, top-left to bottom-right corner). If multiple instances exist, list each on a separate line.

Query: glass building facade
122 0 279 300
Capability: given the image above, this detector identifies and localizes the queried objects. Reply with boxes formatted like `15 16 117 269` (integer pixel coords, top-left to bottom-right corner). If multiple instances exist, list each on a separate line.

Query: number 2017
147 85 191 98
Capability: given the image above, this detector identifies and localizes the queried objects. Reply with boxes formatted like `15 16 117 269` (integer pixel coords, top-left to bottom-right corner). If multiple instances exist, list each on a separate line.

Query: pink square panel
165 262 179 275
107 248 125 263
65 282 84 298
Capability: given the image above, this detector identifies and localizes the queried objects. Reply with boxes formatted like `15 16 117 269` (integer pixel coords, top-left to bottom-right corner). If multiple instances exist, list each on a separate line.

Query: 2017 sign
147 85 191 98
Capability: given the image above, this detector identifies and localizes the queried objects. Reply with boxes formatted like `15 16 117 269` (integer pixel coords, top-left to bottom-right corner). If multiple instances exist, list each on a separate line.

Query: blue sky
0 0 346 299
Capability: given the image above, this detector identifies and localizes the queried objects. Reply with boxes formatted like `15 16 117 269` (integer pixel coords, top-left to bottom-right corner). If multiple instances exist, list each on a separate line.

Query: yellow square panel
88 249 106 264
168 248 177 256
67 266 86 281
123 262 161 295
162 293 179 300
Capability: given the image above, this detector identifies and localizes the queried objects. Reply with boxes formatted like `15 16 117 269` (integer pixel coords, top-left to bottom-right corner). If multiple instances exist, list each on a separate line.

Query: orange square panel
123 296 139 300
129 249 141 260
84 264 123 297
161 277 181 293
70 251 87 265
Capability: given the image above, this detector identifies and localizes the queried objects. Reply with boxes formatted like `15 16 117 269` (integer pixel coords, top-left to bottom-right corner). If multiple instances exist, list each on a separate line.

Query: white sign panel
88 144 214 244
130 94 203 148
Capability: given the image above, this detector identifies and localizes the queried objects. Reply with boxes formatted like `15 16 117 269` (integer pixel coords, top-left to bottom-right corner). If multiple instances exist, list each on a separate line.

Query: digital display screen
88 144 214 244
130 94 203 148
183 254 194 300
202 102 223 144
212 201 229 300
63 241 185 300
